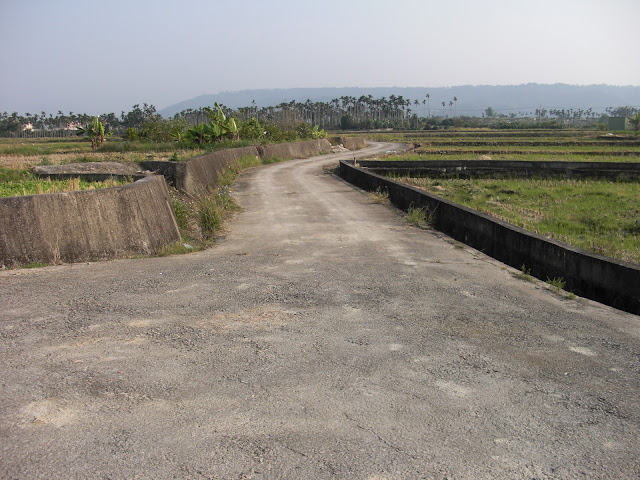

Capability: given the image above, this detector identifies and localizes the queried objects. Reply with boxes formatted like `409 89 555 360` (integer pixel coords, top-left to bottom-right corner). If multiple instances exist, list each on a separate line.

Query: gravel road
1 142 639 479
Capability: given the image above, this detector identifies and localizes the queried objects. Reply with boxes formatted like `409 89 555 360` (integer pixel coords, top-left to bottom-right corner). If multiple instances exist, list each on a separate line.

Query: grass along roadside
0 166 129 197
397 176 640 264
511 264 576 300
166 154 286 254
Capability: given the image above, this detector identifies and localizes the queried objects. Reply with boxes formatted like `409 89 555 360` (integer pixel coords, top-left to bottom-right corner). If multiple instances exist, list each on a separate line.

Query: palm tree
453 96 458 118
426 94 430 118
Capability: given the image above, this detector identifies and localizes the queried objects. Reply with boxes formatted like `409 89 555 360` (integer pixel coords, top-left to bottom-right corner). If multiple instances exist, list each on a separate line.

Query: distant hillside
159 84 640 118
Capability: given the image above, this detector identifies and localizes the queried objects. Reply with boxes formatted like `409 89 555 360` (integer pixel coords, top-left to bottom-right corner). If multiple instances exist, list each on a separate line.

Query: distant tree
485 106 496 117
121 103 158 129
140 117 188 142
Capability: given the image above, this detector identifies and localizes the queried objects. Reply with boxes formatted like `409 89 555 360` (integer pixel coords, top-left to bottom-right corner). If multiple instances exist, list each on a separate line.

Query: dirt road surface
1 142 639 479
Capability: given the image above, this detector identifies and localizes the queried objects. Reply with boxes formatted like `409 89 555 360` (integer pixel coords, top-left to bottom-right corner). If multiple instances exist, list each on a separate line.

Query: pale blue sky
1 0 638 114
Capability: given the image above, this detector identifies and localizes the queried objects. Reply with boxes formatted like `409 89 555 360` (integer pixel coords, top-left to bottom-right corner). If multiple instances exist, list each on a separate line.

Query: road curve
1 142 639 479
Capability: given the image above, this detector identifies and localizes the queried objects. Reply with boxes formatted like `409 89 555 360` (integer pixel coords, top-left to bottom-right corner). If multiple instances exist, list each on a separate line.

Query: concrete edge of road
338 159 640 316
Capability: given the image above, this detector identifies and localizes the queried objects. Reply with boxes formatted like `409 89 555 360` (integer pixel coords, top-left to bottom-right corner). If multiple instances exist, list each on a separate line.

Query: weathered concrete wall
339 160 640 315
328 136 368 150
357 160 640 181
258 138 332 159
176 146 260 194
0 176 180 267
1 140 333 267
179 139 332 195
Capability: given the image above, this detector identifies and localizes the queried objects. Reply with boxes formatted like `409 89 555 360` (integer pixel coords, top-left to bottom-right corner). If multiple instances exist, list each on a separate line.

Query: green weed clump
547 277 566 291
22 262 50 269
368 187 390 204
196 194 223 239
158 242 197 257
261 156 282 165
169 184 239 246
405 205 434 227
514 264 536 283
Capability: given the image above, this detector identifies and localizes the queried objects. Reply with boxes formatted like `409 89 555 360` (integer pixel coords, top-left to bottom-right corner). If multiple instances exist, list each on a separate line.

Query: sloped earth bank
1 142 639 479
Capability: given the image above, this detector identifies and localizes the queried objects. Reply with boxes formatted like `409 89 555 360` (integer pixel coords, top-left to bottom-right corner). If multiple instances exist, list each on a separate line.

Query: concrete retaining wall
178 139 332 195
259 138 333 159
2 139 333 267
175 146 260 194
328 136 368 150
0 175 181 267
339 160 640 315
357 160 640 181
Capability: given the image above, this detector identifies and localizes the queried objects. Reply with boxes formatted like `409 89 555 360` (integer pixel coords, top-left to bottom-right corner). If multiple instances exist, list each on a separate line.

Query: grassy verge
397 176 639 264
0 166 129 197
166 154 284 253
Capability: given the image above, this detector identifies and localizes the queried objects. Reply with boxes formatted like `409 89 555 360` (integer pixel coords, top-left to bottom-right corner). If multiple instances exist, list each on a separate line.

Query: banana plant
184 123 209 145
311 125 327 139
76 116 106 150
204 103 239 140
184 103 240 145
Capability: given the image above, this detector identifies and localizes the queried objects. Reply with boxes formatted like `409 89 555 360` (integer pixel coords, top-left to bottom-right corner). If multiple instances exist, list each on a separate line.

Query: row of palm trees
173 95 462 130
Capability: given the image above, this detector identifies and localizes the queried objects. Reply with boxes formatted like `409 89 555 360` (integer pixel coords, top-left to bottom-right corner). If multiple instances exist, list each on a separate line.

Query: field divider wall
357 160 640 180
0 175 180 267
1 139 333 267
338 160 640 315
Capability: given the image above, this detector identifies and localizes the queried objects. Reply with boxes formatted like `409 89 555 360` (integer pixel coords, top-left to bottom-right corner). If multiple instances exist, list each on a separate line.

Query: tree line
0 103 160 137
2 96 639 137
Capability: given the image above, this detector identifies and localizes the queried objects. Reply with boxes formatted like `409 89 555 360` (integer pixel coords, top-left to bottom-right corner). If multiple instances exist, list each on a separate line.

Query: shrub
196 194 223 239
125 128 139 141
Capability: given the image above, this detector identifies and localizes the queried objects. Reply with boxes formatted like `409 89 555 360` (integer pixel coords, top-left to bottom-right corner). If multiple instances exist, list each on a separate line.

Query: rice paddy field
0 137 205 198
0 166 129 197
368 129 640 162
371 129 640 264
0 137 206 171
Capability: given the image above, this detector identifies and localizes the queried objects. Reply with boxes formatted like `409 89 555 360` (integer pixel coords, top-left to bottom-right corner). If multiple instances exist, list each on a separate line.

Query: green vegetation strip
415 145 640 154
0 166 129 197
396 176 640 264
383 153 640 163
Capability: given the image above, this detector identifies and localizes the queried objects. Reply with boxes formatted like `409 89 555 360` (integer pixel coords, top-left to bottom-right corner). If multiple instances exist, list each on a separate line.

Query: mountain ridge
159 84 640 118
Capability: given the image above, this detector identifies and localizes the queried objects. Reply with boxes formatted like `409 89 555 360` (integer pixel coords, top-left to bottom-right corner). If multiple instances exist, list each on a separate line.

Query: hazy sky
1 0 638 115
